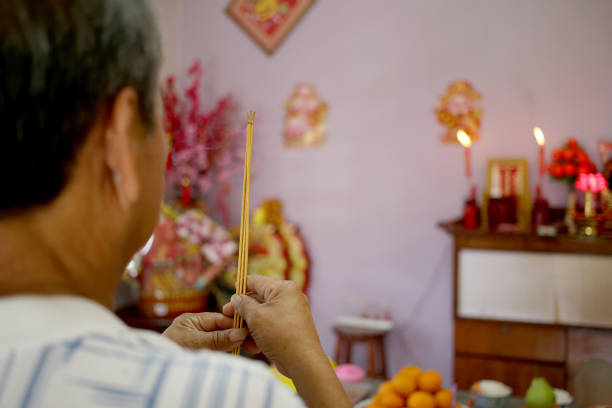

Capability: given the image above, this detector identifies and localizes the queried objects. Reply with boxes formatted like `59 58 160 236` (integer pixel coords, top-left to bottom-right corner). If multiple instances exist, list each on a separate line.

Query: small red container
463 199 480 230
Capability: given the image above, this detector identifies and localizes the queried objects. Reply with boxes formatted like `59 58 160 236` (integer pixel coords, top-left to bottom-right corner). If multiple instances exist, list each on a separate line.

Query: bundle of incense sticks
232 111 255 356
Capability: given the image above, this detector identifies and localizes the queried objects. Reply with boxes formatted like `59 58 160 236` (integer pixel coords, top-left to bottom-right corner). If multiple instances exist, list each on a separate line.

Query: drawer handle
499 326 509 334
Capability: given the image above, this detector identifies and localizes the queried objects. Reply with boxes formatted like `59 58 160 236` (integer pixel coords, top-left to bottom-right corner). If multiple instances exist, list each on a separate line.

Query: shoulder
1 329 304 408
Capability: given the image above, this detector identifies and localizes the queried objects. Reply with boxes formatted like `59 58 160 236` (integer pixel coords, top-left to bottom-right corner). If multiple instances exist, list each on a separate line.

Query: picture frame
226 0 316 55
481 158 531 231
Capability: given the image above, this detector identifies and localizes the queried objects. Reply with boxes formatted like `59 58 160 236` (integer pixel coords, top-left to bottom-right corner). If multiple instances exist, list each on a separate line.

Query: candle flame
457 130 472 148
534 127 545 146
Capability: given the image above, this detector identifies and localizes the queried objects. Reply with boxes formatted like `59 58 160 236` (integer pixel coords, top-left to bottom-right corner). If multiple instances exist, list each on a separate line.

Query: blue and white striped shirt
0 296 305 408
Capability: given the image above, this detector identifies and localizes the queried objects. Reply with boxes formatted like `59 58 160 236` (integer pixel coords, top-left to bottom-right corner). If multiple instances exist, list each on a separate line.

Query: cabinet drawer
455 319 566 363
455 355 566 395
457 249 612 327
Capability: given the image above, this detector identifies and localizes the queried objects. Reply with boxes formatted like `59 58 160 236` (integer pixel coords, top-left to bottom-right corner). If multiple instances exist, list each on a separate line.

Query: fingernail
229 328 247 342
230 294 239 304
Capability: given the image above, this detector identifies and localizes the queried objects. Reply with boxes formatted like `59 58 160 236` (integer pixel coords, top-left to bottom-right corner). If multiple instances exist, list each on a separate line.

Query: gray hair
0 0 162 212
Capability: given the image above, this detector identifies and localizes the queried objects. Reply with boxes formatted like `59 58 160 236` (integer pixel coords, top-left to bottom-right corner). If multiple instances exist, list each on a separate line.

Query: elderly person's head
0 0 166 306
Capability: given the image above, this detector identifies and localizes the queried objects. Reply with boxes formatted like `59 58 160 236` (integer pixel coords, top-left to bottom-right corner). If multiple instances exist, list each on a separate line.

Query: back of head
0 0 161 214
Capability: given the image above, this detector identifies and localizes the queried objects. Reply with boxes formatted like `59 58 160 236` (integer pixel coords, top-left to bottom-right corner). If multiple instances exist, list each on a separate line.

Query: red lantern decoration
575 173 608 219
575 173 607 193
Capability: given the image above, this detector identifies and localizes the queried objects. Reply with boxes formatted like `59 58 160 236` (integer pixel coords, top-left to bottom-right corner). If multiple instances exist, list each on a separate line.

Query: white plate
473 380 512 398
354 398 372 408
553 388 573 406
335 316 394 333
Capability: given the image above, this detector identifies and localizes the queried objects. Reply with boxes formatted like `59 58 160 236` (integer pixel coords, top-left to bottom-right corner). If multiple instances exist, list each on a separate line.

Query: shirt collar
0 295 128 348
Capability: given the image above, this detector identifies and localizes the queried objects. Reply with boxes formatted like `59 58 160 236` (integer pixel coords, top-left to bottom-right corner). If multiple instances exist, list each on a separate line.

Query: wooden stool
334 327 388 379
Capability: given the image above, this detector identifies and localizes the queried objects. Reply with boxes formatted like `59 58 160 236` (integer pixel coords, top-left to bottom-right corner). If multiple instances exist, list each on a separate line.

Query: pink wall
174 0 612 382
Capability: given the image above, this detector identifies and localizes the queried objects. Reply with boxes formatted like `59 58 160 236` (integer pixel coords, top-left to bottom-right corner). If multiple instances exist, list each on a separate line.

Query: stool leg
345 340 353 364
378 338 387 379
335 337 343 364
368 339 377 378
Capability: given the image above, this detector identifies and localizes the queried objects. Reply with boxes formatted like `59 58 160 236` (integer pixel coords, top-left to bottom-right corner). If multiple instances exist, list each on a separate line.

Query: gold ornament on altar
222 199 310 292
284 83 328 148
254 199 284 227
248 203 289 279
436 80 482 144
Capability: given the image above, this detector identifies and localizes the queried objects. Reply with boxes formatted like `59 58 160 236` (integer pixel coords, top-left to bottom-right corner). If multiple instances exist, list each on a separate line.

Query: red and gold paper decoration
284 84 327 148
436 80 482 144
226 0 316 55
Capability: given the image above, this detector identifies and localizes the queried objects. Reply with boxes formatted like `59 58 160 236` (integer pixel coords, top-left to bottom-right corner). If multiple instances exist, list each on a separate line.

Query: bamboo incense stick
232 134 249 327
232 111 255 356
232 115 251 328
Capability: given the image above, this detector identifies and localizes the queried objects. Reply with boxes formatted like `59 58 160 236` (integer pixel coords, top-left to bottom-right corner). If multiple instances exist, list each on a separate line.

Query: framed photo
482 158 531 231
227 0 316 55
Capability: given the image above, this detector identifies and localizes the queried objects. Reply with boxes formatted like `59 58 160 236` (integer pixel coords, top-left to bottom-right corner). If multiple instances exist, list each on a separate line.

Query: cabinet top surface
439 220 612 255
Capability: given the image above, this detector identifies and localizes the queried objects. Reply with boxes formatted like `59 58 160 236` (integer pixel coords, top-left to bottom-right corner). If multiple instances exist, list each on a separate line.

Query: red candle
457 130 472 179
534 127 546 180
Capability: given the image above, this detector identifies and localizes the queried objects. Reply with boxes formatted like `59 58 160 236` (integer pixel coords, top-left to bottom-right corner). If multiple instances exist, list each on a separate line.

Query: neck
0 197 125 309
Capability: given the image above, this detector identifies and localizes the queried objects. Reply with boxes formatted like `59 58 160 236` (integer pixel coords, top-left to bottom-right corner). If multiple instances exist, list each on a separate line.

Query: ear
103 88 140 209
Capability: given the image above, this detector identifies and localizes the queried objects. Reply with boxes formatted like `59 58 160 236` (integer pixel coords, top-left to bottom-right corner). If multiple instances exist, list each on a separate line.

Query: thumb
201 328 247 351
231 294 260 321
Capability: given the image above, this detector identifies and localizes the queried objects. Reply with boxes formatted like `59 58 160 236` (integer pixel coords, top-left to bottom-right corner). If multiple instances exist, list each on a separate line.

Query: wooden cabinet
454 319 566 393
441 221 612 397
455 355 566 393
455 319 565 363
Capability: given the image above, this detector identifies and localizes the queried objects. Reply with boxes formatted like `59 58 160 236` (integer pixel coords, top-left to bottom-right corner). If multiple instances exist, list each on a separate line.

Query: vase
565 188 577 235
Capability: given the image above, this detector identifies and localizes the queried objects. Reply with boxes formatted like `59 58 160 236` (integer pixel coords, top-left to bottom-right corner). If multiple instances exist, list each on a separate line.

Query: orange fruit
379 390 405 408
377 381 395 395
417 370 442 393
372 394 383 404
392 374 416 396
366 403 386 408
434 389 452 408
407 391 436 408
398 365 422 379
